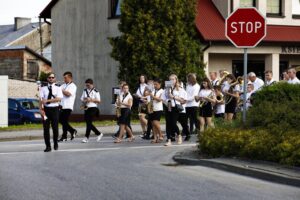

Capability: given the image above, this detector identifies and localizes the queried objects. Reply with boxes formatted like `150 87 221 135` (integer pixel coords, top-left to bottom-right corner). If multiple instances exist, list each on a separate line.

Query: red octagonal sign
226 8 267 48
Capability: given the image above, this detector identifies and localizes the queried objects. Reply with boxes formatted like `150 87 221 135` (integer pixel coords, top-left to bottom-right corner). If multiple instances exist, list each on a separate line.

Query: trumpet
224 76 243 104
216 93 224 102
217 71 230 86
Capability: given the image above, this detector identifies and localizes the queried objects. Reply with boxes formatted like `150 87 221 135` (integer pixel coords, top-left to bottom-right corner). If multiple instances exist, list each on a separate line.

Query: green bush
247 82 300 132
199 128 300 166
199 82 300 166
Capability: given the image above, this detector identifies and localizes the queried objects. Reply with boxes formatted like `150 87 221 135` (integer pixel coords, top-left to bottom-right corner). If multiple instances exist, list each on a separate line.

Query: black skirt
118 108 131 125
225 98 237 114
149 111 163 121
199 102 213 117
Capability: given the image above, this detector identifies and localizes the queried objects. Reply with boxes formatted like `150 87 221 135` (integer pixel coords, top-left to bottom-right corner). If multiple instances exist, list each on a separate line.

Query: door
232 60 265 80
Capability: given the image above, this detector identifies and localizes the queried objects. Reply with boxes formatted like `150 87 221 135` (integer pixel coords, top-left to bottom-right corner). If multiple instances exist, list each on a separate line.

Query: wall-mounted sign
281 46 300 54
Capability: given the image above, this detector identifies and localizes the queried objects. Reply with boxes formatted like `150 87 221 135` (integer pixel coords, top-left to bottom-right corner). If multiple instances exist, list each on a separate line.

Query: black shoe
171 137 176 142
142 136 150 140
184 135 191 141
54 144 58 151
58 137 67 142
44 147 51 152
71 130 78 140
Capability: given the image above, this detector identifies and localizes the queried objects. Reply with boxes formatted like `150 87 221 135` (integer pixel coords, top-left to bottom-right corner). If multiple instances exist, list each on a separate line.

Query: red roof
196 0 300 43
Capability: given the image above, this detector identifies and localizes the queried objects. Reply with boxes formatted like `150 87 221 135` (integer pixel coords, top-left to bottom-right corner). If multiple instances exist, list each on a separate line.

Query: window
110 0 122 18
240 0 256 7
27 60 39 80
8 100 18 111
292 0 300 18
267 0 282 16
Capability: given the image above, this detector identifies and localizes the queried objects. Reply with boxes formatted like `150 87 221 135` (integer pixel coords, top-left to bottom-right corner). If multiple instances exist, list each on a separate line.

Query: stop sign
226 8 266 48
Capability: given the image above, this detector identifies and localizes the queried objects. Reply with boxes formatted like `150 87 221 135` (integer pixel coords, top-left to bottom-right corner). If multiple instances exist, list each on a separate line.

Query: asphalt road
0 135 299 200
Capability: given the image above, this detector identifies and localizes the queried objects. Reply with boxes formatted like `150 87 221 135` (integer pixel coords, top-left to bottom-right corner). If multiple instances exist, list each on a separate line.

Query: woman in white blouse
223 74 240 122
162 74 186 146
114 84 135 143
148 78 164 143
195 77 216 132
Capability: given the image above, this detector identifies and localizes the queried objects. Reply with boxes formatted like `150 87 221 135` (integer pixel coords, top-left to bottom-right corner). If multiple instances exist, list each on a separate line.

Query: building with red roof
197 0 300 80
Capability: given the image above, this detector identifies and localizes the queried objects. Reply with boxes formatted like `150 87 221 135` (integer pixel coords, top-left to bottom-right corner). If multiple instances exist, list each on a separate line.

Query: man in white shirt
248 72 264 92
209 71 219 86
39 73 63 152
287 68 300 84
264 70 276 86
185 73 200 137
58 72 77 142
81 79 103 143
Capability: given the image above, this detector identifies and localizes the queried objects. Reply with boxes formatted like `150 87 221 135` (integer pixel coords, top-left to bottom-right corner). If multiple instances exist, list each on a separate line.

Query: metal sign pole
243 48 248 124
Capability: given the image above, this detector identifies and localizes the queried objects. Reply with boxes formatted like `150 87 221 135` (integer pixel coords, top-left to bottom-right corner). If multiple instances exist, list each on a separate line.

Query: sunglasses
48 77 55 79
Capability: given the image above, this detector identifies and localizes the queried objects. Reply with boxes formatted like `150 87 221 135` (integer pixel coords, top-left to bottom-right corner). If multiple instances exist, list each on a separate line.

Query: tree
109 0 206 89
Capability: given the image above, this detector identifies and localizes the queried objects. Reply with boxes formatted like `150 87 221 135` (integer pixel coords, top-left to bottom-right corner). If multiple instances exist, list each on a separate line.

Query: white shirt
211 79 219 86
162 87 186 107
265 79 275 86
251 78 264 92
60 82 77 110
186 83 200 107
221 81 230 93
288 77 300 84
178 88 188 113
152 89 163 112
136 83 148 97
80 88 101 108
198 89 214 99
120 92 133 108
39 83 63 107
215 92 225 114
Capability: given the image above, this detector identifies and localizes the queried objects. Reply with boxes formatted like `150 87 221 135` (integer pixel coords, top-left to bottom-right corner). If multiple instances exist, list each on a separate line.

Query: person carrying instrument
134 75 148 137
195 77 216 133
114 84 135 143
58 71 77 142
223 74 240 122
162 74 185 146
81 79 103 143
148 78 164 143
39 73 63 152
213 85 225 118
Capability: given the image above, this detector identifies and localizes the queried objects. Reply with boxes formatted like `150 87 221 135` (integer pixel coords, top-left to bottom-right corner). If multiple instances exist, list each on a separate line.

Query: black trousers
84 107 101 138
43 107 59 148
177 113 190 137
59 109 76 138
165 108 179 140
186 107 199 133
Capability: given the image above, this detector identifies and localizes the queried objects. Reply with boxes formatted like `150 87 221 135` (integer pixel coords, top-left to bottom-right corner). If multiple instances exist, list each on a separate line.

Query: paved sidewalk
173 147 300 187
0 124 166 141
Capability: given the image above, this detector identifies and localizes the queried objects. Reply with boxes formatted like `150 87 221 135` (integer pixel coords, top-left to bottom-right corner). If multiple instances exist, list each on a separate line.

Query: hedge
199 83 300 166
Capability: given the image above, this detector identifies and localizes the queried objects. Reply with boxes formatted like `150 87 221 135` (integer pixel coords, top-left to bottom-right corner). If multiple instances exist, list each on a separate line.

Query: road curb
173 152 300 188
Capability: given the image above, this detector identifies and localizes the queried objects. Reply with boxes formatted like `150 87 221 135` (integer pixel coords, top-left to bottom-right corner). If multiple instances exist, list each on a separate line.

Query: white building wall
51 0 120 115
0 76 8 127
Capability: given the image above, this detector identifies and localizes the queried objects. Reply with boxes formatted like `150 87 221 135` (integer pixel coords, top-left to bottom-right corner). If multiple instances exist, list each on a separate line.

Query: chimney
14 17 31 31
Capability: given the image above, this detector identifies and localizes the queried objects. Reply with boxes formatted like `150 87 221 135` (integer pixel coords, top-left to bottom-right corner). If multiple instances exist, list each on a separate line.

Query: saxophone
199 91 214 108
115 95 121 118
147 96 154 114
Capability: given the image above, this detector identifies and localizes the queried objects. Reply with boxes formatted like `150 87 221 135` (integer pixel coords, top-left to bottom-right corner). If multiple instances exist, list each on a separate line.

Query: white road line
0 143 197 156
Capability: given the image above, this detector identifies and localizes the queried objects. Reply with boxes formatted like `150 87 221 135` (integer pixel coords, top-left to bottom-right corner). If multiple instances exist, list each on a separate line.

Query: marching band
38 69 300 152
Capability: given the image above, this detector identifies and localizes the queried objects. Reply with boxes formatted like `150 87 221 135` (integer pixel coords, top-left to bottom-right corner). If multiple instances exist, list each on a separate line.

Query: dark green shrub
199 128 300 166
247 82 300 132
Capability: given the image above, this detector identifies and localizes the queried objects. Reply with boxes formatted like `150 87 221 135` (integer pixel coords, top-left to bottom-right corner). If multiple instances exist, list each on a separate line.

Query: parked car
8 98 42 125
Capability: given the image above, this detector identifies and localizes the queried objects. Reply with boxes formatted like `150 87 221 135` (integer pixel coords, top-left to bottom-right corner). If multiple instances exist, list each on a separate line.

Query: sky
0 0 51 25
0 0 299 25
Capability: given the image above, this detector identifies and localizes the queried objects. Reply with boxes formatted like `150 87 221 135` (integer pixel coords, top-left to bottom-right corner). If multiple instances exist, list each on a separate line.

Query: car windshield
19 100 39 110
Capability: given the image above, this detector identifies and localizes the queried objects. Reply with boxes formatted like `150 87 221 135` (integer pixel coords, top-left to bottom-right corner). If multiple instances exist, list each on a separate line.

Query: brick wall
8 79 39 98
